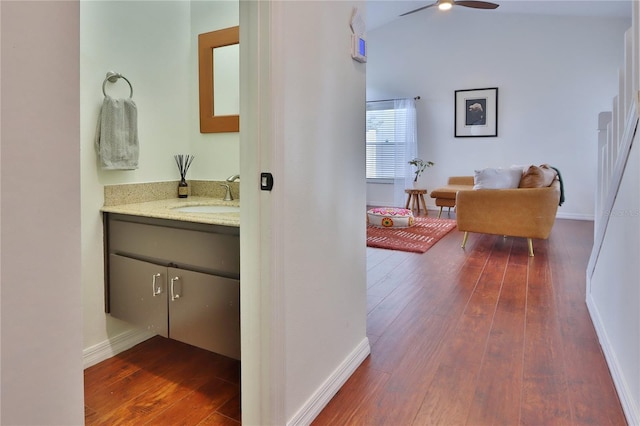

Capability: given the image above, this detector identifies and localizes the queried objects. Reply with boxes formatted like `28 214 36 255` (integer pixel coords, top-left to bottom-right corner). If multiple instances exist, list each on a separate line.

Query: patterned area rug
367 216 457 253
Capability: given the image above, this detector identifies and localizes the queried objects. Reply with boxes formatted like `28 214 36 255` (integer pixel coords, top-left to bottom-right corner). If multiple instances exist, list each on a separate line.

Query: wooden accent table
405 189 428 214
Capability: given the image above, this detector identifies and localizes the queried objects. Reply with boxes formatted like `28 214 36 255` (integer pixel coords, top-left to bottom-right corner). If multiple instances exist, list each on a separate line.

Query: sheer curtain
393 98 418 207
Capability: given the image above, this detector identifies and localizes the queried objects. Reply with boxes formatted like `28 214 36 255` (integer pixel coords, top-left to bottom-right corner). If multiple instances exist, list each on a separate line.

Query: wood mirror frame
198 26 239 133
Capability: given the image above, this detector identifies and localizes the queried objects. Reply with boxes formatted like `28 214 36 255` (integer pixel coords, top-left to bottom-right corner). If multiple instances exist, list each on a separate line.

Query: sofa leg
527 238 534 257
461 232 469 249
437 207 443 218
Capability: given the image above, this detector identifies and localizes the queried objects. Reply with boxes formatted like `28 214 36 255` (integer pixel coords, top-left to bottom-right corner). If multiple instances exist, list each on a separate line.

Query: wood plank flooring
313 211 626 425
84 337 241 425
85 210 625 425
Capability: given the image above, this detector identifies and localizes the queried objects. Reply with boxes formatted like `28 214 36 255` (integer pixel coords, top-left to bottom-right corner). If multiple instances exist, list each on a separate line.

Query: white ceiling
366 0 632 31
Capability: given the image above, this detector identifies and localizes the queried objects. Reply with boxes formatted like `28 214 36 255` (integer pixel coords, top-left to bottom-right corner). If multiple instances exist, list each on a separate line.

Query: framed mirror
198 26 239 133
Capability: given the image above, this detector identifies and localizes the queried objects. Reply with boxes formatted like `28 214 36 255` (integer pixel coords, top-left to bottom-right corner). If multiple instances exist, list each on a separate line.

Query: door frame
239 1 286 424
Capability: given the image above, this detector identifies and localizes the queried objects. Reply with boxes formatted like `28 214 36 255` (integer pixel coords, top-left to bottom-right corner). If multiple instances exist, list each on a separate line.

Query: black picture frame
454 87 498 137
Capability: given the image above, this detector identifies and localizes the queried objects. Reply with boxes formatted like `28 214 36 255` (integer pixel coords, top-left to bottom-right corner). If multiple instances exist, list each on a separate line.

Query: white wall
272 2 369 422
367 10 630 220
1 1 84 423
81 0 191 351
240 1 369 423
588 136 640 423
189 1 240 180
80 1 239 354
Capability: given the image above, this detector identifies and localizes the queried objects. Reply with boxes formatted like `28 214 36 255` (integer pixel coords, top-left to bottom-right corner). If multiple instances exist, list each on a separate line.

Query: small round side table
405 188 428 214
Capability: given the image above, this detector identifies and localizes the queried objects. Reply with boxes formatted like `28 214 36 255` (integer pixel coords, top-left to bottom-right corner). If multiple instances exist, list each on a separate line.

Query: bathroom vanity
102 194 240 360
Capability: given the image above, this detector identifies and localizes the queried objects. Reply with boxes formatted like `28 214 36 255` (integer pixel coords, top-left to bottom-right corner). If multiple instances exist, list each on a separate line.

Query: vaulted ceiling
367 0 632 31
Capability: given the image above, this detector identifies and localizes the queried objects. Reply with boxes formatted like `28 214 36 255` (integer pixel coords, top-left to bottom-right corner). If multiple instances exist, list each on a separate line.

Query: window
366 100 408 182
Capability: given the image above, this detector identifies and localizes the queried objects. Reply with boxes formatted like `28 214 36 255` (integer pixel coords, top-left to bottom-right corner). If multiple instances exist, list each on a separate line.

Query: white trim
239 1 284 424
588 106 638 279
268 1 287 424
82 328 155 369
586 292 639 425
287 337 371 426
366 200 397 208
555 212 594 221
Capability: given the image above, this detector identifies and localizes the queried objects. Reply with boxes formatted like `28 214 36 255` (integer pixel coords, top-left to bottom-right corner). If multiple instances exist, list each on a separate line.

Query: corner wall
587 135 640 423
80 0 192 353
367 11 629 219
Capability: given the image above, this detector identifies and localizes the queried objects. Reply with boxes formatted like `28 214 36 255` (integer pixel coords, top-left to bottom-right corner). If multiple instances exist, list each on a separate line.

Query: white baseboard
586 293 639 425
366 200 396 208
83 328 156 369
556 211 594 221
287 337 371 426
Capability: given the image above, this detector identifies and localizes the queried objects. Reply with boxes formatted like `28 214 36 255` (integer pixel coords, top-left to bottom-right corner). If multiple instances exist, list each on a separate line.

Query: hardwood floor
85 211 625 425
84 337 241 425
314 211 626 425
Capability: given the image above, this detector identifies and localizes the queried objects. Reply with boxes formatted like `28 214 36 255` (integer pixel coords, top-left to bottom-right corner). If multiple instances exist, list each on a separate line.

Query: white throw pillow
473 167 523 190
510 164 529 174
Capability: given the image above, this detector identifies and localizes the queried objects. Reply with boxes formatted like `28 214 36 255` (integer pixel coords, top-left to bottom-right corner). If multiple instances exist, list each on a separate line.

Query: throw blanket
550 166 565 206
95 96 139 170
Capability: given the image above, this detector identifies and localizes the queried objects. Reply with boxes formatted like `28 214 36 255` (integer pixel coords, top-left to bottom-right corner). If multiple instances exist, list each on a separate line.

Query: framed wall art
454 87 498 137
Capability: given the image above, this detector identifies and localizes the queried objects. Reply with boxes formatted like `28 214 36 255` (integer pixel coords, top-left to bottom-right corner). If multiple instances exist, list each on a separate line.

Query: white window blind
366 100 407 181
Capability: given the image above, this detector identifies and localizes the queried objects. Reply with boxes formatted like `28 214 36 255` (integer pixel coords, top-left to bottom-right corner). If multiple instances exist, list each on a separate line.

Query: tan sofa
456 178 561 256
430 176 475 218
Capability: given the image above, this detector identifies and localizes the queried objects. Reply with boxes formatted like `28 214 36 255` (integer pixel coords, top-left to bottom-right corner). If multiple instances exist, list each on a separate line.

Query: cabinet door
109 254 168 337
168 267 240 359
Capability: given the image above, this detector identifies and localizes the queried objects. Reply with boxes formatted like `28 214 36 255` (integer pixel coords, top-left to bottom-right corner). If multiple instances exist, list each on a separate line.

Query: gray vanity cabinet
109 254 169 338
105 213 240 360
168 267 240 358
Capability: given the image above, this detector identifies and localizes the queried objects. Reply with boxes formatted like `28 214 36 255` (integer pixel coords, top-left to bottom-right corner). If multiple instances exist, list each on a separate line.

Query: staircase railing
587 23 639 279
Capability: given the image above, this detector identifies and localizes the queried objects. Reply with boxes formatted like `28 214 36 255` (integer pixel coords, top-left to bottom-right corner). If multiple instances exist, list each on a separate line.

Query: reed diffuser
174 154 194 198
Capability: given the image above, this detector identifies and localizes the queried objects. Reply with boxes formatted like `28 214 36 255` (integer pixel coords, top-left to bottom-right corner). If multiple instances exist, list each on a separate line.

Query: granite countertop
101 197 240 227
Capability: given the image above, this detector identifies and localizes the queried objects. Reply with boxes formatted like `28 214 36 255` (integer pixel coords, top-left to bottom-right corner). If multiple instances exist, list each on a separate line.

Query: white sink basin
173 205 240 214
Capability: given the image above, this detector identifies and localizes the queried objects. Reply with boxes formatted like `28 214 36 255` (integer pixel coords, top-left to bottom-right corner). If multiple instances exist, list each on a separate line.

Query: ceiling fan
400 0 499 17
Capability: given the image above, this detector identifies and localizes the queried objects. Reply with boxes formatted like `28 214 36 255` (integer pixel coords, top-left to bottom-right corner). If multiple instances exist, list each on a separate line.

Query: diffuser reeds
174 154 194 180
175 154 194 198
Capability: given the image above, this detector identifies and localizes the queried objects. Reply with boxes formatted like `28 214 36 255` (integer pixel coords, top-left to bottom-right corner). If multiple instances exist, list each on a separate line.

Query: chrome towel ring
102 71 133 98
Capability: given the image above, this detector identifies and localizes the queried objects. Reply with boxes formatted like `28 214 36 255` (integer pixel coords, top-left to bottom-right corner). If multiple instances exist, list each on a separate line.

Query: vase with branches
408 158 435 183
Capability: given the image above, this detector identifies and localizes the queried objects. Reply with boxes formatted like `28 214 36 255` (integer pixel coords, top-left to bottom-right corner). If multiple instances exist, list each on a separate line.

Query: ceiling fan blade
453 1 499 9
399 2 437 17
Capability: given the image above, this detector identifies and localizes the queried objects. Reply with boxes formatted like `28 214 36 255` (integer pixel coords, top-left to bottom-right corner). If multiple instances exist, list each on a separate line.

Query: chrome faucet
222 174 238 201
220 184 233 201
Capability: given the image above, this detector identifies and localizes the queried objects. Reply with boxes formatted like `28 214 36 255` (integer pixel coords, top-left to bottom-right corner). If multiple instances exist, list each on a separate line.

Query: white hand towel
94 96 139 170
